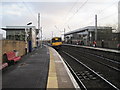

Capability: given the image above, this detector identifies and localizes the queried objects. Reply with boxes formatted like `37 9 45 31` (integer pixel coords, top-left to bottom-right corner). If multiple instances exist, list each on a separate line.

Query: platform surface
2 46 77 89
2 46 50 88
47 47 77 89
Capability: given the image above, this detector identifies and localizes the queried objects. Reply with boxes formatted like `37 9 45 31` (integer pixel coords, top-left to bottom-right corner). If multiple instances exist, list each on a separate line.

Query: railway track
58 48 120 89
68 47 120 72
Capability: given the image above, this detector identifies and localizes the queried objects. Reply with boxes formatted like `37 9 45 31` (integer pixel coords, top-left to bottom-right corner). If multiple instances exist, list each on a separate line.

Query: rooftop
1 26 36 31
65 26 112 35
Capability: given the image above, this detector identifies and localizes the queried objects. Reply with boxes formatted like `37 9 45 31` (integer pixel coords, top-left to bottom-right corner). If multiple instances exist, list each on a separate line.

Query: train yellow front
51 37 62 49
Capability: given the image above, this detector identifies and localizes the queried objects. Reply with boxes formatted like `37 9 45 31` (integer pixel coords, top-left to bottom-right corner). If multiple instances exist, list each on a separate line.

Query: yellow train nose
52 42 62 46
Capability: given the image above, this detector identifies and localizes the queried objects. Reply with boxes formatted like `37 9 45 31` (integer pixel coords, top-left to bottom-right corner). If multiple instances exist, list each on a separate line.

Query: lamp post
25 22 32 54
27 22 32 25
40 27 42 48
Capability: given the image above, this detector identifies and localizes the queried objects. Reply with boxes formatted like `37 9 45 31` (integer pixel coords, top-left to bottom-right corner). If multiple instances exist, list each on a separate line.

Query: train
51 37 62 50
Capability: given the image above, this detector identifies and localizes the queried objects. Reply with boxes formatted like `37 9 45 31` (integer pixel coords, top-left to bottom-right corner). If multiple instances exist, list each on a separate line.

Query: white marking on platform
55 61 62 63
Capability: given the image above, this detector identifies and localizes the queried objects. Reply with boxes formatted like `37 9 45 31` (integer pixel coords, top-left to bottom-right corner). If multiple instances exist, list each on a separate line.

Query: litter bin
13 50 19 56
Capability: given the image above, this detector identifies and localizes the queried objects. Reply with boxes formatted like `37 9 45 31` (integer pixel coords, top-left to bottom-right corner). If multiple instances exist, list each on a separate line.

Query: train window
55 38 58 40
52 38 61 42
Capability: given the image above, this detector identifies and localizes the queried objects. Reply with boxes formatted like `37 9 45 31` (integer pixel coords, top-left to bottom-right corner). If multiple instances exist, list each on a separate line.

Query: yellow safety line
47 47 58 88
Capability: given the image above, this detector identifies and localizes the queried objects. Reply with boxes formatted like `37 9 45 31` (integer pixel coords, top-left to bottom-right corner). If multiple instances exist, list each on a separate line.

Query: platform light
27 22 32 25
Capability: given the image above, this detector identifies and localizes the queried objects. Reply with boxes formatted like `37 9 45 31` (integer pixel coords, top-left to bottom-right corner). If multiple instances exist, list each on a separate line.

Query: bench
0 62 8 70
2 63 8 69
6 51 21 64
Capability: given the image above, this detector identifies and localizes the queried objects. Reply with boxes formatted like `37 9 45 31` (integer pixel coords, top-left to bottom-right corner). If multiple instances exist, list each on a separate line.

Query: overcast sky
0 0 119 39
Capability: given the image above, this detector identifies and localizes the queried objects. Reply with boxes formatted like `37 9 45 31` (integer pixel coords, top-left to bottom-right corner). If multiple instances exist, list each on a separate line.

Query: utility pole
38 13 40 47
64 28 66 42
52 31 53 38
38 13 42 48
38 13 40 31
40 27 42 48
118 1 120 33
68 26 71 31
95 14 97 41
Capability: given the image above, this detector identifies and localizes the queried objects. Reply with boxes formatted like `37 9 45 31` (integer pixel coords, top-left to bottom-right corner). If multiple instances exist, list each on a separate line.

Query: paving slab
2 45 50 89
47 47 78 89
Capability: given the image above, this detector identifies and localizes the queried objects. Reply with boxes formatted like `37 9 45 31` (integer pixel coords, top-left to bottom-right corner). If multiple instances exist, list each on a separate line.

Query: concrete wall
2 40 26 57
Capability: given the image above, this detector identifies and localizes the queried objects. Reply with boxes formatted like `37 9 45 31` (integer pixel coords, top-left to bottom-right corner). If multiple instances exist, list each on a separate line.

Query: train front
51 37 62 50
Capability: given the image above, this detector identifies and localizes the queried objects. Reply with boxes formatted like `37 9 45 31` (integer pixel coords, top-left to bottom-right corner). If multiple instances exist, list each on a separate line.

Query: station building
64 26 113 46
2 26 39 52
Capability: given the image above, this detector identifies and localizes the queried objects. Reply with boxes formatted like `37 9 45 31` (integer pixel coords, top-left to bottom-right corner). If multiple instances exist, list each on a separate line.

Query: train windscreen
52 38 61 43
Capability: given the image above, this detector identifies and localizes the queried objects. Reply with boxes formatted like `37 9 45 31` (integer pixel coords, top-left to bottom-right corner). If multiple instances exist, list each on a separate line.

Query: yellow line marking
47 47 58 88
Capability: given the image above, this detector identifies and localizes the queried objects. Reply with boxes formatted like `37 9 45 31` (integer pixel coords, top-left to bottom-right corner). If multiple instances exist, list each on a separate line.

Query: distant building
112 32 120 42
118 1 120 32
64 26 112 45
2 26 39 52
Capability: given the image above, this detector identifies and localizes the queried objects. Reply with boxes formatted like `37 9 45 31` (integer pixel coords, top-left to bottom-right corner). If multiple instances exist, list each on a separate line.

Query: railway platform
2 45 78 89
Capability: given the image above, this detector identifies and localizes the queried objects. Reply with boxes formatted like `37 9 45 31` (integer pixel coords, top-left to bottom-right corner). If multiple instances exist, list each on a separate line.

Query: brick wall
2 40 26 56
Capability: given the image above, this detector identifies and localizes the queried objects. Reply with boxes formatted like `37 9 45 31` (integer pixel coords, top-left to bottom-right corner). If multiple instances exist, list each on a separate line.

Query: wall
2 40 26 56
